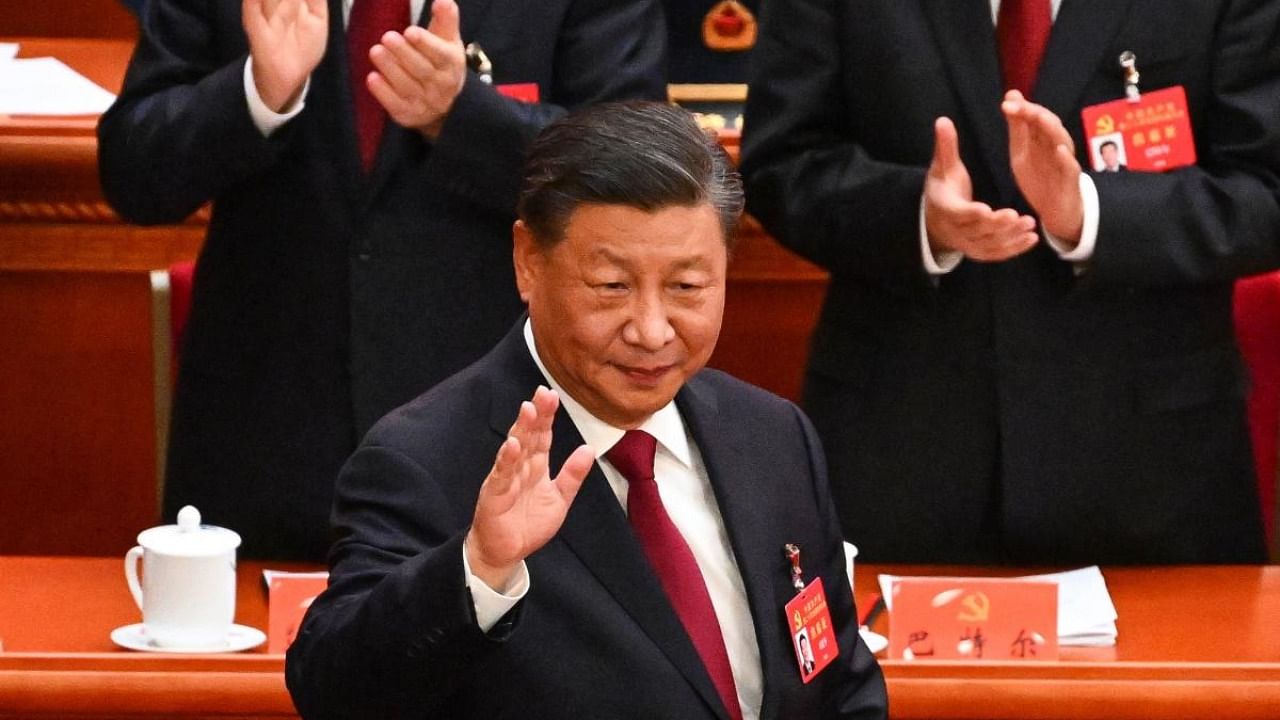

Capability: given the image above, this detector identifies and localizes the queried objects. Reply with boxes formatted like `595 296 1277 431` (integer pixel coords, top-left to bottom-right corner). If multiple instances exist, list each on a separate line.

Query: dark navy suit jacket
285 323 888 719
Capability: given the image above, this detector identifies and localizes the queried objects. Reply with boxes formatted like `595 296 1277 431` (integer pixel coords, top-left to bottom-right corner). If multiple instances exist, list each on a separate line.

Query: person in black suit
285 102 887 720
1097 141 1127 173
741 0 1280 565
97 0 666 560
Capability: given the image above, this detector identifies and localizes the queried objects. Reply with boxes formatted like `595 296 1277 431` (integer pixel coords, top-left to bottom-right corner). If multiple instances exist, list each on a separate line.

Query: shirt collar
523 319 693 468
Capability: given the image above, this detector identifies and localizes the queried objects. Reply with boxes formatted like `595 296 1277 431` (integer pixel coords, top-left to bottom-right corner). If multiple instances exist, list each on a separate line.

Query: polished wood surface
858 564 1280 720
2 557 1277 719
0 557 297 719
0 1 137 41
0 38 199 555
0 272 159 555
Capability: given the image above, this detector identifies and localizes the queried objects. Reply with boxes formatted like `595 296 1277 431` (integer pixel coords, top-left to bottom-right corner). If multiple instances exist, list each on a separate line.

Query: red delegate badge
495 83 539 104
782 544 838 683
1081 85 1195 173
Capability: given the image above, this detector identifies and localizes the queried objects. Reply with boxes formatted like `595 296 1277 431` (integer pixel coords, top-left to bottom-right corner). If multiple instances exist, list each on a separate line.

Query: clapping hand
924 116 1039 262
1003 90 1085 247
367 0 468 139
244 0 328 113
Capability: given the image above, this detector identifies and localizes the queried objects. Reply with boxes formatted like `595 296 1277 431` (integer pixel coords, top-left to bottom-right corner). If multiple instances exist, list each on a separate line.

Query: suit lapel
921 0 1010 188
458 0 499 40
1034 0 1135 120
315 0 364 208
483 328 729 720
677 378 789 720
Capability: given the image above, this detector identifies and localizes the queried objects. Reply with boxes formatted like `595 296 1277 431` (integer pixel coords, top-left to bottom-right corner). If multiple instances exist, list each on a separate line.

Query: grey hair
517 101 743 248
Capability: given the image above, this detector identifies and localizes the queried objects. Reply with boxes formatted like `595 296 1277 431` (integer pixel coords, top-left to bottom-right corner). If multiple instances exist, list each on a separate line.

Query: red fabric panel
168 260 195 381
1233 271 1280 548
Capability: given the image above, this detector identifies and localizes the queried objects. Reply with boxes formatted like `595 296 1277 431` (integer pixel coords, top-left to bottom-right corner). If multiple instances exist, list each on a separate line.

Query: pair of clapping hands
244 0 464 139
926 90 1086 261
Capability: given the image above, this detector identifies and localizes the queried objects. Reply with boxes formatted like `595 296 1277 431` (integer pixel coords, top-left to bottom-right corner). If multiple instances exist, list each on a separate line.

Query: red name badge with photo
496 83 540 104
1081 85 1196 173
888 577 1058 661
785 577 838 683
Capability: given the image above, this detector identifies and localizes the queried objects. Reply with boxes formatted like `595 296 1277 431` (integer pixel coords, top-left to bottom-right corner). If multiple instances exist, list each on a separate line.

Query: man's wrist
463 531 519 592
244 57 308 137
920 194 963 275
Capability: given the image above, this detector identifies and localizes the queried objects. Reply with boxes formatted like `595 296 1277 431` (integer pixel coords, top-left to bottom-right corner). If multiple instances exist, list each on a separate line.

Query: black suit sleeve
1087 0 1280 287
97 0 289 225
740 0 931 290
285 444 511 719
413 0 668 216
98 0 667 225
790 404 889 720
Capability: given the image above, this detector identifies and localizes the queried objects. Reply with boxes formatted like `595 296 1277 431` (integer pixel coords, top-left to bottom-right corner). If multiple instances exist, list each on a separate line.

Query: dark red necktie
347 0 410 171
608 430 743 720
997 0 1052 97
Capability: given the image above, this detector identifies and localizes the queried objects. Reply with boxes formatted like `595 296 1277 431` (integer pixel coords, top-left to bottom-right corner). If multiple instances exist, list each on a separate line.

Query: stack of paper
878 566 1118 647
0 51 117 115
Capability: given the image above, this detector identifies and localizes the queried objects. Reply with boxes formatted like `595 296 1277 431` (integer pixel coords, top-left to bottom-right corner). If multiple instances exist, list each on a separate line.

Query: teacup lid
136 506 241 556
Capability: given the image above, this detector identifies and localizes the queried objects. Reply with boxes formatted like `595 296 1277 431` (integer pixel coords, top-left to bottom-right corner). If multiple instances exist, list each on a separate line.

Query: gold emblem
702 1 757 52
956 592 991 623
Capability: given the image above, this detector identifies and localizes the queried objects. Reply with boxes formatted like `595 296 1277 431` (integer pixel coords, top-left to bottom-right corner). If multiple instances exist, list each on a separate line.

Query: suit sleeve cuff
462 543 529 633
1044 173 1099 264
243 57 308 137
920 193 963 275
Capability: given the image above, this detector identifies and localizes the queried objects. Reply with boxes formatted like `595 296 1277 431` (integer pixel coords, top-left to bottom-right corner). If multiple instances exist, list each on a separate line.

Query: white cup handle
125 545 145 611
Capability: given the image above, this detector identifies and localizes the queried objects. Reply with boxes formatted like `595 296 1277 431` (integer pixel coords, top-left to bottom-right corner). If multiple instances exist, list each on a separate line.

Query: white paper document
878 565 1118 647
0 43 18 61
0 57 117 115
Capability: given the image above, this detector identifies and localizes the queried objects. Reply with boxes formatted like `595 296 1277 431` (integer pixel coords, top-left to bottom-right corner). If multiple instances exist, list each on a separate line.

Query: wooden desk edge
0 653 293 715
888 674 1280 720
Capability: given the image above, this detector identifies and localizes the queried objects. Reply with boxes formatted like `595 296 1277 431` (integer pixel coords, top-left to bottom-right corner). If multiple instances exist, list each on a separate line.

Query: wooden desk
0 38 207 557
0 556 296 719
2 557 1277 719
861 564 1280 720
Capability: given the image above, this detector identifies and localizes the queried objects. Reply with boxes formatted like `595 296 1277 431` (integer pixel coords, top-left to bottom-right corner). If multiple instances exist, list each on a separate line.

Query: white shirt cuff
1043 173 1099 264
920 193 963 275
243 57 308 137
462 543 529 633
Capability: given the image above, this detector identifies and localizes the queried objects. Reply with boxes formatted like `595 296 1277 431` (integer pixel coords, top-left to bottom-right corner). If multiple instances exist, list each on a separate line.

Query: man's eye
672 280 707 292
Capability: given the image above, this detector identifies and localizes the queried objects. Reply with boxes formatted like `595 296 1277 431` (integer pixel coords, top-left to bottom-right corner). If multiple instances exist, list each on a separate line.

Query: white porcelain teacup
844 541 859 598
124 505 241 648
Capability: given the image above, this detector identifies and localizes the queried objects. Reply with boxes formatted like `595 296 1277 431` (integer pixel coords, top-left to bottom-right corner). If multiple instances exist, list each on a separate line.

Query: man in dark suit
1097 141 1126 173
285 102 887 719
97 0 666 560
741 0 1280 564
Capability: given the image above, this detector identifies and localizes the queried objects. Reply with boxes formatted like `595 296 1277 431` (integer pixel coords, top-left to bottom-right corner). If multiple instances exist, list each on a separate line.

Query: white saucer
859 628 889 655
110 623 266 654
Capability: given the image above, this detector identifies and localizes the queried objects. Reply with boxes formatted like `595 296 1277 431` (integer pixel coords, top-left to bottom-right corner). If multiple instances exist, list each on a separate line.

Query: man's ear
512 220 538 303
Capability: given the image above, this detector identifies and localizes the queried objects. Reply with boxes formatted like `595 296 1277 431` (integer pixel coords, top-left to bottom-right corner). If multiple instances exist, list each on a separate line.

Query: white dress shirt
462 320 765 719
922 0 1100 272
244 0 426 135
